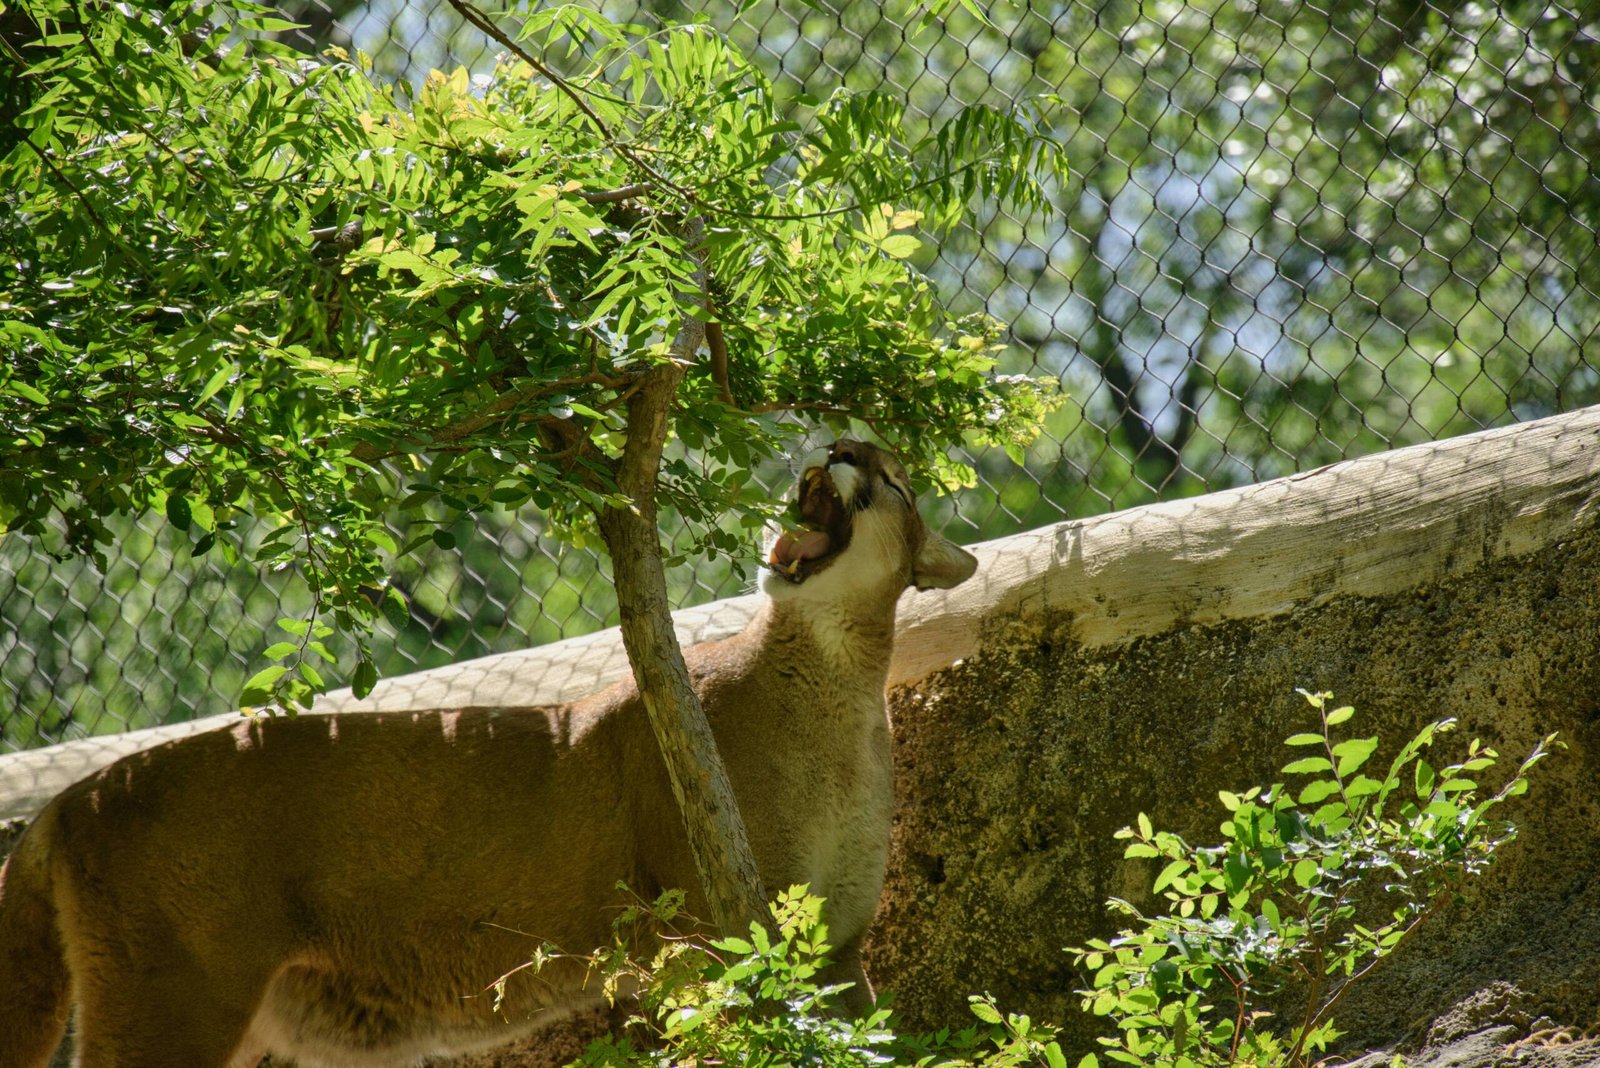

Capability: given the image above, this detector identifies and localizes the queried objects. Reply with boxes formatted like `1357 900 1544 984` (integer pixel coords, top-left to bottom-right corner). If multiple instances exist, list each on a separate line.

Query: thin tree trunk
591 228 769 934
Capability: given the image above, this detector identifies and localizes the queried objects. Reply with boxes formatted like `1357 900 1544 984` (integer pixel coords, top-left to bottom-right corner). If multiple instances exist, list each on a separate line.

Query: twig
345 371 632 462
1225 967 1249 1062
706 321 735 406
309 220 364 249
1295 896 1447 1064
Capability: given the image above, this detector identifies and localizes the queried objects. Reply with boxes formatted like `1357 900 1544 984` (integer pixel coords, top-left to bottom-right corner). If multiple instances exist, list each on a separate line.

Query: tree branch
706 321 734 406
581 183 652 204
21 137 154 278
345 372 630 462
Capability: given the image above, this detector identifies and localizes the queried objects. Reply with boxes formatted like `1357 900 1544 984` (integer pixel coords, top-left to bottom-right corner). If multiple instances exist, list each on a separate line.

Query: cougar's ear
912 532 978 591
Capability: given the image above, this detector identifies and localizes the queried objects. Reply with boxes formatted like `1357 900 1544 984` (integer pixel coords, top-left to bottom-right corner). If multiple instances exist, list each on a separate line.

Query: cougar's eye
880 472 910 505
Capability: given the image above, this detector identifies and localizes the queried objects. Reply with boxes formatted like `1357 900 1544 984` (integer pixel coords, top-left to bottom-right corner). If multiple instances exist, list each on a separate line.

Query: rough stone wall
867 521 1600 1061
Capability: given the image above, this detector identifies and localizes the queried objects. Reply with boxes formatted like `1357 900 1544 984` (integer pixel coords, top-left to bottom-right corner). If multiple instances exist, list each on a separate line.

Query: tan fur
0 440 976 1068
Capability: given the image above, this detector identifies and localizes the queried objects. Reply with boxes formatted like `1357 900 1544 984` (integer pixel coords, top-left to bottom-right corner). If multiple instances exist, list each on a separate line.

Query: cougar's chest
694 611 898 939
743 686 895 937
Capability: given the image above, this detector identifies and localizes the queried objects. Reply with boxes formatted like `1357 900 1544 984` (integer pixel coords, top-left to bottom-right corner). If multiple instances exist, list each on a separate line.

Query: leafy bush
573 886 1069 1068
1071 691 1557 1068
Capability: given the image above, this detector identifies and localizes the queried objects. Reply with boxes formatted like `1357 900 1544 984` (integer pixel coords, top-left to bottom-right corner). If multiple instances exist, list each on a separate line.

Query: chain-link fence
5 0 1599 751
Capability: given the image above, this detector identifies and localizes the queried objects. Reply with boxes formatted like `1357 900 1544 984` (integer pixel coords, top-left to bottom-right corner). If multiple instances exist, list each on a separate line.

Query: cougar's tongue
770 528 832 568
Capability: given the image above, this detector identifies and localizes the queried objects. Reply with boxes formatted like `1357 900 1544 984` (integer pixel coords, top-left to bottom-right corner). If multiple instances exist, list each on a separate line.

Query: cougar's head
762 439 978 602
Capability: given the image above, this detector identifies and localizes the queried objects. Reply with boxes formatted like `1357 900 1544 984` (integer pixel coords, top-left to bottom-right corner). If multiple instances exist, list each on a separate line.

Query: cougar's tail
0 816 71 1068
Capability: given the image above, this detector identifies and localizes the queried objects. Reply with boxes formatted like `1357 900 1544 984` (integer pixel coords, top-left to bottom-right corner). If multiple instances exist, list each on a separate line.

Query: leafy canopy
1 0 1062 707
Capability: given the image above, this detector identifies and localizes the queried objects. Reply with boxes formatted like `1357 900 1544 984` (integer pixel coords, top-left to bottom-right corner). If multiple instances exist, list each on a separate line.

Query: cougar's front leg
817 938 875 1017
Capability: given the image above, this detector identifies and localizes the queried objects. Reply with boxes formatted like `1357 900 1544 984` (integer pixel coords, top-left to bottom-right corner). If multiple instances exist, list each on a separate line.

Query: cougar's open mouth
767 464 854 584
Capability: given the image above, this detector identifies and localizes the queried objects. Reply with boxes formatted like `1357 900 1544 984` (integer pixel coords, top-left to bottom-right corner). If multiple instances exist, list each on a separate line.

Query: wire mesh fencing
4 0 1599 750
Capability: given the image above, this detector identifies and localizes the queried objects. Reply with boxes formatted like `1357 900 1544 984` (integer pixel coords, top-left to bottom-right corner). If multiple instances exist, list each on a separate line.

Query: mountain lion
0 439 977 1068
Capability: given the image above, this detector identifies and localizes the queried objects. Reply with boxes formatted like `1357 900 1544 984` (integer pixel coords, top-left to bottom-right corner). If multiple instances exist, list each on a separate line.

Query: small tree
1 0 1062 928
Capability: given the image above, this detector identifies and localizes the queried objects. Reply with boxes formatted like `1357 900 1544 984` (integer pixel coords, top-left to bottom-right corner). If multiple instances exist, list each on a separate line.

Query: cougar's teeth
786 558 801 575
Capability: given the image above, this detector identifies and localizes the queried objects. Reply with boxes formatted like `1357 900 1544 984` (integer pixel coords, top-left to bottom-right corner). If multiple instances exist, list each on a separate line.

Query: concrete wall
5 405 1599 1065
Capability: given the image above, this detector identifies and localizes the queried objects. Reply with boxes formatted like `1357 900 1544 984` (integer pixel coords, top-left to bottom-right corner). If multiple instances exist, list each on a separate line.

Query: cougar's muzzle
767 462 856 584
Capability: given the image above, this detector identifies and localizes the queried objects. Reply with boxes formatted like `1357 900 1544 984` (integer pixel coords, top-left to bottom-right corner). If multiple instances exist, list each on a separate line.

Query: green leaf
235 15 307 32
879 234 921 259
1292 858 1321 888
240 665 287 704
1326 705 1356 726
1223 855 1250 893
352 658 378 700
1312 800 1349 826
196 363 235 405
1345 774 1383 799
399 534 434 557
1152 859 1189 894
1333 737 1379 777
969 997 1004 1025
8 381 48 405
1283 756 1334 775
381 587 409 631
1414 759 1437 795
1285 732 1326 746
165 494 192 532
262 642 299 660
188 499 215 533
1298 780 1342 805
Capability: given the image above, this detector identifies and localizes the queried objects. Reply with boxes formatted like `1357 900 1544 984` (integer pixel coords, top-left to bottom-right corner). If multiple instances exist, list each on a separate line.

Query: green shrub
573 885 1068 1067
1071 691 1557 1068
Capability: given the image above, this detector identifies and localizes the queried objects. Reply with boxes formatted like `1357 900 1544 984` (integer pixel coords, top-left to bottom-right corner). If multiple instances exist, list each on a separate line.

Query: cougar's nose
823 441 862 500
